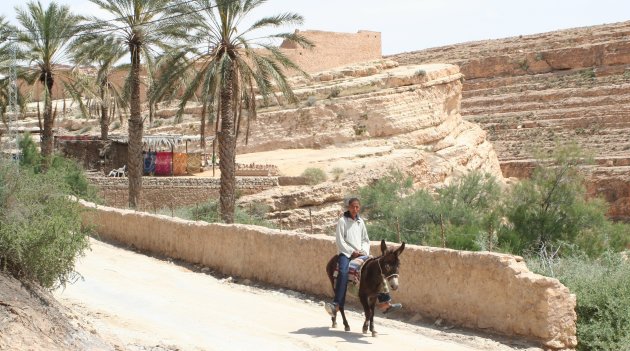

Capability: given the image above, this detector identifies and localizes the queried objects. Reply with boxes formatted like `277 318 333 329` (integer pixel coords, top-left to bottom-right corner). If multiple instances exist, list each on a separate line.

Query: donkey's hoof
332 322 337 328
362 327 368 334
344 325 350 332
372 331 378 337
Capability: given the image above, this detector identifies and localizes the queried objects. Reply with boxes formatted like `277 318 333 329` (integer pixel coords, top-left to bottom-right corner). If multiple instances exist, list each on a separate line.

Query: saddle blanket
333 256 369 295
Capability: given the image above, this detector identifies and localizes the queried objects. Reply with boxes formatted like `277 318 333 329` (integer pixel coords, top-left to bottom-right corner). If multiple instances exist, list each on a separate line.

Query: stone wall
279 30 382 74
90 176 278 210
79 200 577 350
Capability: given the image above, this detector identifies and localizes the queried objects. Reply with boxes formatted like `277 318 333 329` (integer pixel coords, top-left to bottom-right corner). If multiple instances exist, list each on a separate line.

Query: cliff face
236 61 503 232
389 21 630 220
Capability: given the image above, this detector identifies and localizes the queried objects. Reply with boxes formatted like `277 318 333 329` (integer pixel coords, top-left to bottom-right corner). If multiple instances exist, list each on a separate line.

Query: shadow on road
291 326 372 344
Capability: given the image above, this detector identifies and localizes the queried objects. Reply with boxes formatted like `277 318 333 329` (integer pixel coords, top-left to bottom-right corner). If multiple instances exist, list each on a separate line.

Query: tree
156 0 313 222
0 16 17 125
70 35 127 140
504 143 608 255
14 2 83 165
86 0 189 208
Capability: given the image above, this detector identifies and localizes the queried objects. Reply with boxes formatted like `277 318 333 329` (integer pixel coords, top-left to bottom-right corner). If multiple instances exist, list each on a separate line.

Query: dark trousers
333 254 350 307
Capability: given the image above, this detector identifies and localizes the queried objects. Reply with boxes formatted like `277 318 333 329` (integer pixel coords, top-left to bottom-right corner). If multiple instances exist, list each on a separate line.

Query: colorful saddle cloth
333 255 369 296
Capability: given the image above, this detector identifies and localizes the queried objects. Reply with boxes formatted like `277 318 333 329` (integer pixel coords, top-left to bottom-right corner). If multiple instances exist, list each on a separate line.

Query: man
325 197 402 316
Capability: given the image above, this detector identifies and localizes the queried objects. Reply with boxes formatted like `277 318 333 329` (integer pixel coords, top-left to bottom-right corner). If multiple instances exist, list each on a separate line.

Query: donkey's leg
339 306 350 332
359 294 370 334
369 297 378 337
331 312 337 328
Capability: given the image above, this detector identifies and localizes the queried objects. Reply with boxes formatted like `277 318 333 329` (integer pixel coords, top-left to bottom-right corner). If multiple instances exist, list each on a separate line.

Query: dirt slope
0 272 112 351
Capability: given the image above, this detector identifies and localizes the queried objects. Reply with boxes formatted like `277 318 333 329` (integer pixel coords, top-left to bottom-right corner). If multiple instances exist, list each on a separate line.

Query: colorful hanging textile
155 151 172 175
173 153 188 175
187 152 202 173
143 151 156 175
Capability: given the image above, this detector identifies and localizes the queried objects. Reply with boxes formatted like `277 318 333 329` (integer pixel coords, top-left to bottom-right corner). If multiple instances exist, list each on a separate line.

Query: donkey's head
379 239 405 291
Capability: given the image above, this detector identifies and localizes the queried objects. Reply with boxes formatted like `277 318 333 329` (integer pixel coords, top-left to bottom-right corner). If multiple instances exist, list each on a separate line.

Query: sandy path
54 239 528 351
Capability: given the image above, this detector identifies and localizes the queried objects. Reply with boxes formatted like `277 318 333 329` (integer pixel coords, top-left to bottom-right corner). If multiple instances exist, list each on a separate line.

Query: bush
502 144 625 256
331 167 344 181
529 252 630 351
359 170 503 249
301 167 327 185
0 160 90 289
177 200 275 228
18 133 99 202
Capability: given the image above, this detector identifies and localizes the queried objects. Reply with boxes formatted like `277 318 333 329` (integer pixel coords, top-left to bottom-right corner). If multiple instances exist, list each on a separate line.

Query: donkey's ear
395 242 405 256
380 239 387 254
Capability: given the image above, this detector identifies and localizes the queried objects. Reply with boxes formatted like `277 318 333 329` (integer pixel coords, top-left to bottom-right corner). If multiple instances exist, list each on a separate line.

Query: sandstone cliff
389 21 630 220
235 61 503 232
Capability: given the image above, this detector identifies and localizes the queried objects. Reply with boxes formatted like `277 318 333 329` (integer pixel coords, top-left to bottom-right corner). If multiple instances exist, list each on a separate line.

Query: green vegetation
579 68 596 80
357 145 629 350
331 167 344 181
327 87 341 99
359 170 502 250
301 167 328 185
0 135 97 289
529 252 630 351
166 200 274 228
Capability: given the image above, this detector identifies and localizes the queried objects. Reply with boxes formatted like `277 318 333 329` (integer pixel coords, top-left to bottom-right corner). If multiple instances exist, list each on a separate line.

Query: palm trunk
100 82 109 140
149 102 154 127
41 76 54 169
219 63 236 223
200 99 207 150
128 42 143 209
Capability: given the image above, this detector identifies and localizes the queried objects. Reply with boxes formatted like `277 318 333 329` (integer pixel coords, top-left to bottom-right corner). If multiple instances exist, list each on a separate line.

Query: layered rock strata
389 21 630 220
236 62 503 232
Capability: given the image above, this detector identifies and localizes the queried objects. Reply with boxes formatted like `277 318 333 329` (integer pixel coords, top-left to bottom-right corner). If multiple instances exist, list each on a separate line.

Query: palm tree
15 1 83 165
70 35 127 140
0 16 17 127
156 0 313 223
86 0 189 208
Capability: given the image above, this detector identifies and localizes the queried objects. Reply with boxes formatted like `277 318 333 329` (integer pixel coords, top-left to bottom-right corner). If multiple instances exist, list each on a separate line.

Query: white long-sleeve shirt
335 213 370 258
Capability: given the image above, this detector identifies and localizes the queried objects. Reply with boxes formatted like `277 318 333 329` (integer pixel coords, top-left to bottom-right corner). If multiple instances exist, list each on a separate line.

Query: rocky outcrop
389 21 630 220
237 61 503 232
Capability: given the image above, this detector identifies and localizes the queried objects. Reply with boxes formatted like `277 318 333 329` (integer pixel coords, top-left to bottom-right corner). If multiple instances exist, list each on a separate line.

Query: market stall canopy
109 134 214 149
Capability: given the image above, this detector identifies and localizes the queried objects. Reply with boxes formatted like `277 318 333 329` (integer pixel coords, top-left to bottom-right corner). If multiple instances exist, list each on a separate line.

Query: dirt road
54 239 538 351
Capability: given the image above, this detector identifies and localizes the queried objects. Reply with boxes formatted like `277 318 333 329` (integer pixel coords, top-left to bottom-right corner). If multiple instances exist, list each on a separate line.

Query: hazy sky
2 0 630 55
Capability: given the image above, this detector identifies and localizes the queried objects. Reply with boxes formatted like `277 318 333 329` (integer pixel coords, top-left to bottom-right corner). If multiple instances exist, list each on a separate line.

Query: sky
2 0 630 55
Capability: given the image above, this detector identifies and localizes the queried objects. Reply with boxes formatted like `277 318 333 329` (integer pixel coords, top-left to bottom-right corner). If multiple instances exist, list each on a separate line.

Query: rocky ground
0 272 112 350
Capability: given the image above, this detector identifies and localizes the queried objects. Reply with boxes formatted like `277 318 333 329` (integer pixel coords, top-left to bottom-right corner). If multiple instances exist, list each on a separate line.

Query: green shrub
327 87 341 99
301 167 327 185
529 252 630 351
176 200 274 227
331 167 344 181
18 132 42 171
17 133 99 202
0 160 90 289
359 170 503 249
502 144 624 256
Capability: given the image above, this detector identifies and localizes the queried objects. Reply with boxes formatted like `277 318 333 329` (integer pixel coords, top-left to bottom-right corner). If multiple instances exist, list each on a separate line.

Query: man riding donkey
325 197 402 317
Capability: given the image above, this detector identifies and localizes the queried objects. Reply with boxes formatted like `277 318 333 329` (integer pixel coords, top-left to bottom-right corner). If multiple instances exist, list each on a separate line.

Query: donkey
325 239 405 336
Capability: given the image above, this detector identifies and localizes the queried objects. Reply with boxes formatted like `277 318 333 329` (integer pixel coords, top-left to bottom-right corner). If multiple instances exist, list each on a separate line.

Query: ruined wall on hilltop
279 30 381 73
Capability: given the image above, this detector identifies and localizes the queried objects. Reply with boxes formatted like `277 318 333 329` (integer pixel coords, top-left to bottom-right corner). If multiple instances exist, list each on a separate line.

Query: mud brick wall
90 176 278 210
80 201 577 350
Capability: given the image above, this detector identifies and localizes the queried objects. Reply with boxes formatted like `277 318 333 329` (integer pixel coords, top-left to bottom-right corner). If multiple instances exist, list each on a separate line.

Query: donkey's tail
325 255 337 292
